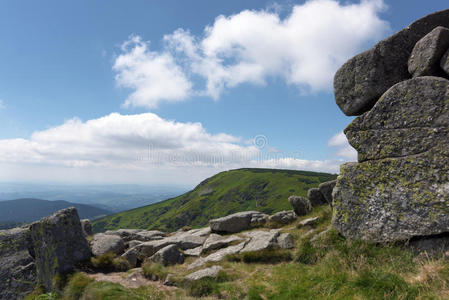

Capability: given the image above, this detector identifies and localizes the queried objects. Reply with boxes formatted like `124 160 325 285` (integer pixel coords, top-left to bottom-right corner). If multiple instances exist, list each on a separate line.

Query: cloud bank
114 0 389 108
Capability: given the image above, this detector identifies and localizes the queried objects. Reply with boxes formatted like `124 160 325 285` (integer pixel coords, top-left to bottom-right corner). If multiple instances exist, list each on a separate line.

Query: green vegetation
90 253 131 272
93 168 336 233
142 260 169 281
227 249 293 264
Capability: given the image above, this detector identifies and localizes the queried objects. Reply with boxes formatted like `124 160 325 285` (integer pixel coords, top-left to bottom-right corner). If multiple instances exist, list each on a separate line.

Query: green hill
92 168 337 233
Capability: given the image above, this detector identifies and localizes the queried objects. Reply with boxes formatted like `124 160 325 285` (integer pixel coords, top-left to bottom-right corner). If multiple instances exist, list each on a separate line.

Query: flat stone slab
188 242 246 269
240 230 279 253
185 266 223 281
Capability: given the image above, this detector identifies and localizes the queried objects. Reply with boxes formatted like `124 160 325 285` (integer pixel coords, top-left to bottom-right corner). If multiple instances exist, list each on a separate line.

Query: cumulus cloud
113 36 192 108
114 0 389 108
0 113 352 184
328 131 357 161
0 100 5 110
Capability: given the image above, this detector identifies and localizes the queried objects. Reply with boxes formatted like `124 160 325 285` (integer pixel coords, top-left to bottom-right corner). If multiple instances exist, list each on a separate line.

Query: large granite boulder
80 219 92 236
29 207 91 291
185 266 223 282
105 229 165 242
202 234 243 253
210 211 267 233
334 9 449 116
240 230 280 253
408 26 449 77
318 180 337 206
0 227 36 300
268 210 297 225
307 188 327 206
150 244 184 266
288 196 312 216
90 233 125 257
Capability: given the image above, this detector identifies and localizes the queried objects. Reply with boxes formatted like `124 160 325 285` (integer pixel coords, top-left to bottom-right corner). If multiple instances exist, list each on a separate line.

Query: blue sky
0 0 447 186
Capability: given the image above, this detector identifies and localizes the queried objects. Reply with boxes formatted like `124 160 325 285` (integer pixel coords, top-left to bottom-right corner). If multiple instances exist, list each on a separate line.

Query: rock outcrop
318 180 337 206
29 207 91 290
288 196 312 216
268 210 297 225
185 266 223 282
0 227 36 300
307 188 327 206
210 211 268 233
150 244 184 266
332 10 449 243
91 233 125 257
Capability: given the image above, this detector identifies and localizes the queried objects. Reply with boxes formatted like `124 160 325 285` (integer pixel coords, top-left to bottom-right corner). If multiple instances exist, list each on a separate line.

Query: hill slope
0 198 111 226
93 168 337 233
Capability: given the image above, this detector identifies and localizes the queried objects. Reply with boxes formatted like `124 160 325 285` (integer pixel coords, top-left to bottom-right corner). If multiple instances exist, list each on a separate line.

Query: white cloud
114 36 192 108
115 0 389 108
0 100 5 110
0 112 353 184
328 131 357 161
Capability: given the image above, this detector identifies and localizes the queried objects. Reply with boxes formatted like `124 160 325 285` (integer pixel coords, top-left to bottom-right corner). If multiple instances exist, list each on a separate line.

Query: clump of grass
226 250 292 264
90 252 131 272
63 272 93 300
186 278 219 297
24 285 46 300
142 260 168 281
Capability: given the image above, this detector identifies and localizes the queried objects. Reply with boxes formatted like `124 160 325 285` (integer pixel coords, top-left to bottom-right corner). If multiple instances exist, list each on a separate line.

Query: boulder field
332 9 449 243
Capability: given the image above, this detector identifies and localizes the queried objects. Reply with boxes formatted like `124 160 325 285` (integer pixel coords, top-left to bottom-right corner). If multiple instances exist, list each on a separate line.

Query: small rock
268 210 297 225
105 229 165 242
240 230 280 253
318 180 337 206
408 26 449 77
80 219 92 236
307 188 327 206
91 233 125 257
184 246 203 257
202 234 244 253
288 196 312 216
277 233 294 249
150 244 184 266
185 266 223 281
298 217 319 228
188 242 246 269
210 211 266 233
440 48 449 75
186 227 211 237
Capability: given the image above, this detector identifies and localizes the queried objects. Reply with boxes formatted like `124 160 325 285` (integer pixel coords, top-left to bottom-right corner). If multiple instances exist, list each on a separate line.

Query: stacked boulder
332 9 449 242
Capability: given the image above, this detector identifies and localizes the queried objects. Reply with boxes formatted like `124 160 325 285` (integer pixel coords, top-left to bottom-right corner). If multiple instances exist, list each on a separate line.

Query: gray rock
150 244 184 266
128 240 142 249
164 232 207 250
210 211 266 233
408 235 449 256
440 48 449 75
268 210 297 225
277 233 294 249
307 188 327 206
184 246 203 257
408 26 449 77
250 213 269 227
80 219 92 236
240 230 280 253
91 233 125 257
288 196 312 216
345 77 449 162
105 229 165 242
128 239 177 262
298 217 319 228
185 266 223 281
121 248 137 268
334 9 449 116
29 207 91 291
188 242 246 269
318 180 337 206
202 234 244 253
0 227 36 300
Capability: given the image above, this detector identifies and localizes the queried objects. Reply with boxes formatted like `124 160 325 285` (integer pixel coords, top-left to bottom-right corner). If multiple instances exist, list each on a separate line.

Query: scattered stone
80 219 92 236
334 9 449 116
268 210 297 225
105 229 165 242
165 232 207 250
29 207 91 291
288 196 312 216
127 239 177 262
440 48 449 75
184 246 202 257
408 26 449 77
0 227 36 300
202 234 244 253
240 230 280 253
91 233 125 257
277 233 294 249
210 211 267 233
318 180 337 206
150 244 184 266
121 249 137 268
185 266 223 281
128 240 142 249
307 188 327 206
186 227 211 237
298 217 319 228
188 242 246 269
250 213 269 227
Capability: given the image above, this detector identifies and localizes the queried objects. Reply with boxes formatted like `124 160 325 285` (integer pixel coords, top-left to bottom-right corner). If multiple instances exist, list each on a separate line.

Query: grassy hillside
93 168 337 233
0 198 111 226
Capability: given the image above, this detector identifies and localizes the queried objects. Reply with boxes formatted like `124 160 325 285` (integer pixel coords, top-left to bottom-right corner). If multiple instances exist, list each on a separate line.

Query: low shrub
90 252 130 272
227 250 292 264
142 260 168 281
63 272 93 300
186 278 219 297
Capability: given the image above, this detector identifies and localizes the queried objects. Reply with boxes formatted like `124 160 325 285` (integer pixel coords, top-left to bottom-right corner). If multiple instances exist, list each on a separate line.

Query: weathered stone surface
308 188 327 206
105 229 165 242
210 211 266 233
332 146 449 242
0 227 36 300
91 233 125 257
277 233 294 249
288 196 312 216
318 180 337 206
185 266 223 281
345 77 449 162
408 235 449 255
188 242 246 269
121 249 138 268
268 210 297 225
298 217 319 228
81 219 92 236
150 244 184 266
408 26 449 77
240 230 279 253
334 9 449 116
186 227 211 237
127 239 177 262
440 49 449 75
250 213 269 227
202 234 243 253
29 207 91 291
184 246 202 257
164 232 207 250
128 240 142 249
